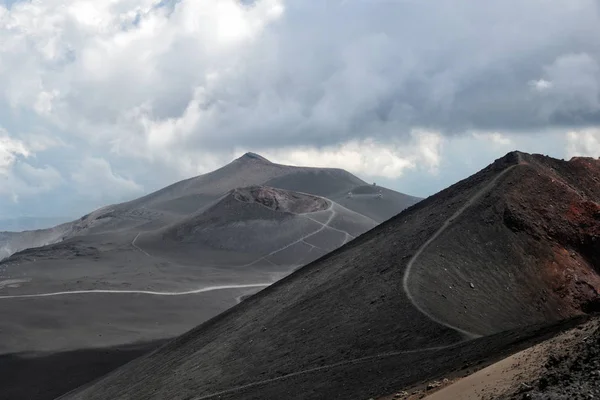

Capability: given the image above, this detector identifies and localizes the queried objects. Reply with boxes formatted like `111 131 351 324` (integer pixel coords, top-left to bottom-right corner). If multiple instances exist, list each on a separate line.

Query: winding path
0 283 270 300
7 164 523 398
303 206 356 240
192 342 465 400
238 201 339 268
402 158 522 339
0 200 354 301
131 232 152 257
181 161 525 400
131 199 355 271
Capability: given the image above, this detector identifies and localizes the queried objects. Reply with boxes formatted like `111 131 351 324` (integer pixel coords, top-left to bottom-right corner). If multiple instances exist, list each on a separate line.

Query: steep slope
61 152 600 400
408 153 600 336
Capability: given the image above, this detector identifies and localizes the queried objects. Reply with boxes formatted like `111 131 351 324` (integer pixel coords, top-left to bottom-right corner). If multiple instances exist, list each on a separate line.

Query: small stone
520 382 532 391
470 282 475 289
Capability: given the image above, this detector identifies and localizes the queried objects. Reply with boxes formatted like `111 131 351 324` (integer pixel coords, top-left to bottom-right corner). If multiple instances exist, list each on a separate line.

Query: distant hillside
0 153 419 261
0 216 70 232
0 153 420 400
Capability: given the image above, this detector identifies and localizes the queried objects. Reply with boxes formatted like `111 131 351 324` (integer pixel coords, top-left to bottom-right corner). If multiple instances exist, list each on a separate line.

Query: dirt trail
0 284 270 300
170 161 524 400
303 204 357 240
190 343 465 400
131 232 152 257
238 200 354 268
403 159 521 339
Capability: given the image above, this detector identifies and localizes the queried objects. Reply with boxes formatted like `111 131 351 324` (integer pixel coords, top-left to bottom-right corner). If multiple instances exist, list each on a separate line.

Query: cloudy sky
0 0 599 225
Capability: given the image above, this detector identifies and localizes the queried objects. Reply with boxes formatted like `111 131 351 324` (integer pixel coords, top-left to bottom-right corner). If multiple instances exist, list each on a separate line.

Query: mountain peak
497 150 527 164
237 152 271 163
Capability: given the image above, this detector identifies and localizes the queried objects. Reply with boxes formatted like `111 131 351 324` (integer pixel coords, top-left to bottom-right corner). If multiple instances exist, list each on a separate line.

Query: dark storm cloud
0 0 599 218
176 0 600 150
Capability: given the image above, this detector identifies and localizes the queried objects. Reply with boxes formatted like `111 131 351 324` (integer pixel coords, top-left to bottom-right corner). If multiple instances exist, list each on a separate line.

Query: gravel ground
507 319 600 400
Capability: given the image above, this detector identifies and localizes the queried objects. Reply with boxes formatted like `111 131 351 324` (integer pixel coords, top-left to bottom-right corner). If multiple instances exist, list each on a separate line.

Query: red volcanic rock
502 155 600 315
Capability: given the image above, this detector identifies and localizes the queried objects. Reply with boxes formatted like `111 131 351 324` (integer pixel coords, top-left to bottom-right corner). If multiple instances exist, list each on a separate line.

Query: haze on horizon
0 0 599 227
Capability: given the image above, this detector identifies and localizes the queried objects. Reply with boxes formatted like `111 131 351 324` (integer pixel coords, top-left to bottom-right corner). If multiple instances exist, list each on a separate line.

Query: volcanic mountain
59 151 600 400
0 153 419 400
0 153 417 260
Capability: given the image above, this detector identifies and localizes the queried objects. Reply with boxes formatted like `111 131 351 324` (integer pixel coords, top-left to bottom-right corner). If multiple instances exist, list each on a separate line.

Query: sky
0 0 599 224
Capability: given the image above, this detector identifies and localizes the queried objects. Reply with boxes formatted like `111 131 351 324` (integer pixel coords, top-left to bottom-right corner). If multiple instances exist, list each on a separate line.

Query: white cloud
0 148 64 203
0 0 599 216
533 53 600 118
4 163 65 197
471 132 513 146
0 130 29 174
244 129 443 179
21 132 67 152
0 127 67 203
255 140 416 179
415 130 443 174
529 79 554 91
34 90 59 116
566 129 600 158
70 157 143 202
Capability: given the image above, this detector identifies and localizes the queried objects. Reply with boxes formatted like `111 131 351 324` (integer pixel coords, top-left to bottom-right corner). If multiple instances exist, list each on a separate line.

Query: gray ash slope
0 223 71 261
0 153 415 262
61 151 600 400
153 186 375 257
0 154 419 400
0 154 417 348
0 153 418 294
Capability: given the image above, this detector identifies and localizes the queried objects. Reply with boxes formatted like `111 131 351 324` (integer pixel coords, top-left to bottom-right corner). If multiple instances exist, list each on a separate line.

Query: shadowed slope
59 152 600 400
0 340 167 400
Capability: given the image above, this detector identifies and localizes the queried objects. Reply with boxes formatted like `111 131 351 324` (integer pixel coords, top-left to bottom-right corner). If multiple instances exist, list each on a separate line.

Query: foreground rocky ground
381 317 600 400
504 318 600 400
